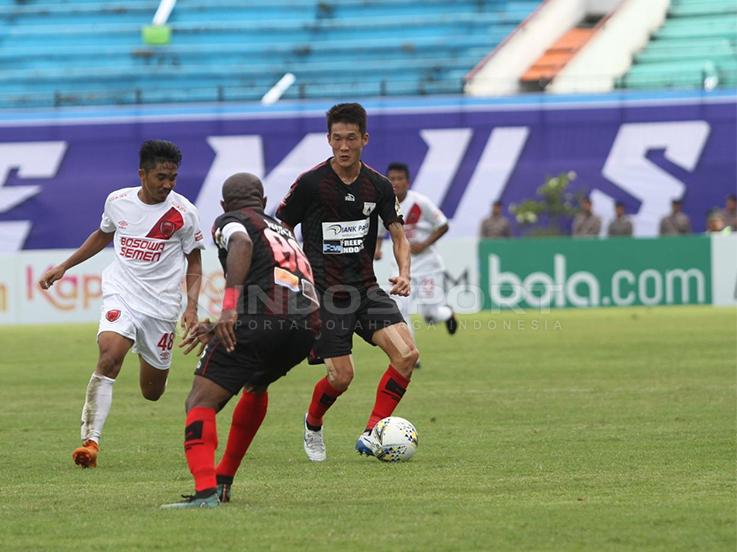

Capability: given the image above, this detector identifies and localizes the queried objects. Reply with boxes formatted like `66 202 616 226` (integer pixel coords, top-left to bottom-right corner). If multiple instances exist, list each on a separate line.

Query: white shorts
413 272 445 304
395 272 446 316
97 295 176 370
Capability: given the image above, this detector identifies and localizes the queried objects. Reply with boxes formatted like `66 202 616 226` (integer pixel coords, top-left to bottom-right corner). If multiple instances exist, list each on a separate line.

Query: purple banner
0 93 734 250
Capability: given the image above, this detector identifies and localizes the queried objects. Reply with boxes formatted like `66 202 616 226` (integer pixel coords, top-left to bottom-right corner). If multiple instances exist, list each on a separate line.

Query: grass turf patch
0 306 734 551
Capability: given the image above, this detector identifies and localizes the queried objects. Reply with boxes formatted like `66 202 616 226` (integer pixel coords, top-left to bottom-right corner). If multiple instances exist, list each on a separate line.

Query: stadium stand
0 0 540 108
618 0 737 90
520 23 598 90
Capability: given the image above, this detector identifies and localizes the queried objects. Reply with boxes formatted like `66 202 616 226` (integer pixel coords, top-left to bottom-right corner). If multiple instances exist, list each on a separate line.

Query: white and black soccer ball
371 416 418 462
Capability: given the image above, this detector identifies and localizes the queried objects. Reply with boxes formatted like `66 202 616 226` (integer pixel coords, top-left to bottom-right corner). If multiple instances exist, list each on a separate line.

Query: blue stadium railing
0 0 539 107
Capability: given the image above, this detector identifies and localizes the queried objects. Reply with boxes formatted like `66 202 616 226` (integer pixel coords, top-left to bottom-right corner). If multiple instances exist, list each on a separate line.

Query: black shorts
311 286 405 363
195 317 316 394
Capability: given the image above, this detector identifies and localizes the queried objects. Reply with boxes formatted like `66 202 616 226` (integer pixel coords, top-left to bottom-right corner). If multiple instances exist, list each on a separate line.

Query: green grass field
1 307 734 551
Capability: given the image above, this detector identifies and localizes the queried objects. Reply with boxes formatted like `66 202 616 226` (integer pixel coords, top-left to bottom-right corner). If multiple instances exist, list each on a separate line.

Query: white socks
400 303 453 335
80 373 116 443
421 304 453 324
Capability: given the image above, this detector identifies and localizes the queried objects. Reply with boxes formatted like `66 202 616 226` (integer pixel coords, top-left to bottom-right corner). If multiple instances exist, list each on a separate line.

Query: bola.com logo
486 254 707 308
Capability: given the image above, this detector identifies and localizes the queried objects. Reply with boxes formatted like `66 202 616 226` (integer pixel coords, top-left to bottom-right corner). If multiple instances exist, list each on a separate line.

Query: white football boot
303 414 326 462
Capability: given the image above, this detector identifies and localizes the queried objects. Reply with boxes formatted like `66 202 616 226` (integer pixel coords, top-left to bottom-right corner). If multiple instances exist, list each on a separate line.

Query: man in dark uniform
162 173 319 509
276 102 419 462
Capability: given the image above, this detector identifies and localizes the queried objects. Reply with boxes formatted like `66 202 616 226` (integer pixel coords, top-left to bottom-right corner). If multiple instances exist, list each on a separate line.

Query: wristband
222 287 240 311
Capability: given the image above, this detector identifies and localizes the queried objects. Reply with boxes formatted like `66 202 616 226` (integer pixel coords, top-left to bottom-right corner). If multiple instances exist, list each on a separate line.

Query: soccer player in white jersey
377 163 457 351
38 140 204 468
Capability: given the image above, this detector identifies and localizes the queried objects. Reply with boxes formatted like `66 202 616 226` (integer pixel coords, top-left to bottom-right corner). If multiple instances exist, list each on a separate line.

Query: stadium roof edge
0 89 734 126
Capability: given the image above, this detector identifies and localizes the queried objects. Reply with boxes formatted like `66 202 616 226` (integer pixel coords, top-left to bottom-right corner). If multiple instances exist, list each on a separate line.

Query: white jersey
99 187 204 321
400 189 448 276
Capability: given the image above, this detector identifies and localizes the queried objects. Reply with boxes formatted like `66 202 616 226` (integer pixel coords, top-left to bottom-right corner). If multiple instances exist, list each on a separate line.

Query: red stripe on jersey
145 207 184 240
405 203 422 225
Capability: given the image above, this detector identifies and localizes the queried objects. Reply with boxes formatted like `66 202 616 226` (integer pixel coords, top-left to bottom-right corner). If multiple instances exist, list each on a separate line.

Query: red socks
306 377 343 428
184 407 218 492
215 391 268 480
366 365 411 430
306 368 410 431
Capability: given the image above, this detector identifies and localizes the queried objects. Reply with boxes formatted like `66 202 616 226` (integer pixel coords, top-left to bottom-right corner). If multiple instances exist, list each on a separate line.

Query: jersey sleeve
214 220 249 250
212 213 249 251
420 194 448 230
180 206 205 254
99 193 116 233
378 178 403 229
276 176 310 228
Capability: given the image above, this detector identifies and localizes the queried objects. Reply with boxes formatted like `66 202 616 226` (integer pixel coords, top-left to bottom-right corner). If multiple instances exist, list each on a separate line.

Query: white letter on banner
412 129 473 207
450 127 529 238
0 141 67 251
260 133 330 219
195 133 330 242
602 121 710 237
196 136 264 243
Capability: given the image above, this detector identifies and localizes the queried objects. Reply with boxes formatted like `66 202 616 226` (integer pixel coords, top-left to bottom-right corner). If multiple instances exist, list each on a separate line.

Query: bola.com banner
0 235 734 324
477 235 725 310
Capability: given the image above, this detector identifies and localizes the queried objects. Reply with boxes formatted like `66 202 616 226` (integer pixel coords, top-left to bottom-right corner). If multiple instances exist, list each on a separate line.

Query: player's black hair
386 162 410 180
727 194 737 202
326 103 367 135
222 173 265 211
671 198 683 205
493 200 503 207
139 140 182 171
615 201 625 208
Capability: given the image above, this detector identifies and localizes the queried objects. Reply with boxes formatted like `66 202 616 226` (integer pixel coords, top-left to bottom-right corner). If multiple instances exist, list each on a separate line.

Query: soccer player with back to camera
162 173 319 508
276 102 419 461
38 140 204 468
376 162 458 361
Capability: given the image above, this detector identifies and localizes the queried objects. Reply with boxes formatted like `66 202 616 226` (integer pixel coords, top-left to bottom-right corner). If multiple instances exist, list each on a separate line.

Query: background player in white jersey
38 140 204 468
377 163 458 350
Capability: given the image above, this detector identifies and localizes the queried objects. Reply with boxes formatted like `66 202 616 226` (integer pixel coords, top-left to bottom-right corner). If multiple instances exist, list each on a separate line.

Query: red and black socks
215 391 268 481
366 365 411 430
306 377 343 429
184 407 218 494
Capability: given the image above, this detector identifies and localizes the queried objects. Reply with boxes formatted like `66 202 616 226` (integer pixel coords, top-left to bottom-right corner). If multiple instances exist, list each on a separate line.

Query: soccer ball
371 416 418 462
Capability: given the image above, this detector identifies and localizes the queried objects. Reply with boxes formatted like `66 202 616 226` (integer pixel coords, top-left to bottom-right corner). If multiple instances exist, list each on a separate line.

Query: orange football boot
72 440 99 468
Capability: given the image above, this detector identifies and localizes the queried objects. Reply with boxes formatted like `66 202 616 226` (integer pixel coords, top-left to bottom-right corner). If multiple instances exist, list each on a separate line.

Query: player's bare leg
356 323 419 456
372 322 418 381
138 358 168 401
73 332 132 468
303 355 355 462
396 292 422 368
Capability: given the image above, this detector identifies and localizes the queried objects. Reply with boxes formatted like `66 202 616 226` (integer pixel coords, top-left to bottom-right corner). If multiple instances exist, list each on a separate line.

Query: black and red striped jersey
212 207 319 325
276 159 403 296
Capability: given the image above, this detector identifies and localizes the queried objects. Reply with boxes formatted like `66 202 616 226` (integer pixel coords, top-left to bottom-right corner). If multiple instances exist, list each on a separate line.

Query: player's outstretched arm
410 222 449 255
38 229 114 289
181 249 202 340
216 232 253 352
386 221 411 297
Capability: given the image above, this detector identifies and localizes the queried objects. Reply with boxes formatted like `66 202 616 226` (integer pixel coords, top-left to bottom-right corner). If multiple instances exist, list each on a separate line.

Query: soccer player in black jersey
162 173 319 508
276 103 419 461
